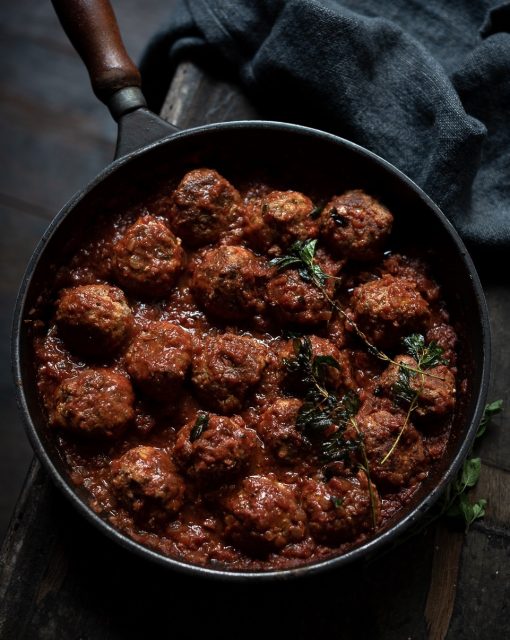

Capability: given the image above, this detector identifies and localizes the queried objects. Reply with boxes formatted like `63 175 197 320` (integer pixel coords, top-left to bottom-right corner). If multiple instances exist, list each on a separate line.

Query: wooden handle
51 0 141 102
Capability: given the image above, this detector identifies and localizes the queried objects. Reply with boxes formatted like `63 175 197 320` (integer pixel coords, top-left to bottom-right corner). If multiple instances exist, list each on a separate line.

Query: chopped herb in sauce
190 412 209 442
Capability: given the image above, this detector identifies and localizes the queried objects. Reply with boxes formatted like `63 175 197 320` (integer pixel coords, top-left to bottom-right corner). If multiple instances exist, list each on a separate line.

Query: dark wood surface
1 44 509 640
0 0 176 541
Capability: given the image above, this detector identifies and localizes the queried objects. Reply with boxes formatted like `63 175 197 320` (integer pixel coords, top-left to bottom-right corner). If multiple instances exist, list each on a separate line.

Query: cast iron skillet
13 0 490 580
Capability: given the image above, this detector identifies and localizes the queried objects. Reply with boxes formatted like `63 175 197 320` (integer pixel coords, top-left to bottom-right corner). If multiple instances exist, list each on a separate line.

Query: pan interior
15 123 489 576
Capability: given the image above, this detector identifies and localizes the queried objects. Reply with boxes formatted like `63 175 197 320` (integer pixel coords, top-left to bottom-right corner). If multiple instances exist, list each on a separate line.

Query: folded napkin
141 0 510 262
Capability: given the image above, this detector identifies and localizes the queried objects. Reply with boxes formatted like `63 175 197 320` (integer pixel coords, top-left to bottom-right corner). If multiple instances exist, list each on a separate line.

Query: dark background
0 0 177 542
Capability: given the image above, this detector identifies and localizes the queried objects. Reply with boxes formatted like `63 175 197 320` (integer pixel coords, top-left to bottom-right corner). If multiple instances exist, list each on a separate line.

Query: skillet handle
51 0 145 109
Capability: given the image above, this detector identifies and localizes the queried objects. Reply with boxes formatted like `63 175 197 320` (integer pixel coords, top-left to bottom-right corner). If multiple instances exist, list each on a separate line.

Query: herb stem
380 393 419 465
351 418 378 529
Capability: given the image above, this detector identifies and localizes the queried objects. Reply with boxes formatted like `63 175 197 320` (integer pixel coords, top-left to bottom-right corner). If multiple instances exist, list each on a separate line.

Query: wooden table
1 62 508 640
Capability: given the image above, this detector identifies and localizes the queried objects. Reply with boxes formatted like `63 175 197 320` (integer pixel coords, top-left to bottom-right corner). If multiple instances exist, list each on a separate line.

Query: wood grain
447 527 510 639
425 524 464 640
161 61 259 128
0 0 178 543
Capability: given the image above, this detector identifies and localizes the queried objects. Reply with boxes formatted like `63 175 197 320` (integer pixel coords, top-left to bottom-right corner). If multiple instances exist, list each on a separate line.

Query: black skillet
12 0 491 580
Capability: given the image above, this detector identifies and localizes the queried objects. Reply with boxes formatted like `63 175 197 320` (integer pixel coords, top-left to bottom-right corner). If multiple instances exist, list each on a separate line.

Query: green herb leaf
309 201 326 220
296 400 335 434
392 366 416 405
312 354 342 381
321 392 361 461
455 457 481 492
446 493 487 530
402 333 446 369
330 496 344 509
330 207 348 227
190 412 209 442
284 337 361 458
476 399 503 438
383 335 448 463
270 239 331 287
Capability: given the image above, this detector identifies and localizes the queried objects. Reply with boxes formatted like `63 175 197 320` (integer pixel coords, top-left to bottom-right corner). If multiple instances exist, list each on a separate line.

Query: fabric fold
141 0 510 259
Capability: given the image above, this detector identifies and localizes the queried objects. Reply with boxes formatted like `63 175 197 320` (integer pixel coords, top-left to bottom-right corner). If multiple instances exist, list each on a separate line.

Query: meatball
320 190 393 261
257 398 309 462
174 413 258 485
111 446 185 524
124 321 191 401
357 407 428 490
224 476 306 554
244 190 318 253
50 369 134 438
169 168 242 247
191 245 268 321
112 215 184 297
281 335 355 392
266 268 333 326
301 473 379 545
55 283 133 357
191 333 268 413
379 355 456 418
382 253 440 302
348 275 431 349
426 323 457 366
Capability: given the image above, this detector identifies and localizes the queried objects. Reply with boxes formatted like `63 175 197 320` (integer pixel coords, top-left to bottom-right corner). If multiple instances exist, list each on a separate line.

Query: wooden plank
425 524 464 640
0 475 434 640
161 61 259 128
0 0 179 217
0 98 112 218
472 464 510 531
0 207 49 539
480 283 510 471
0 0 177 63
447 527 510 640
2 30 114 143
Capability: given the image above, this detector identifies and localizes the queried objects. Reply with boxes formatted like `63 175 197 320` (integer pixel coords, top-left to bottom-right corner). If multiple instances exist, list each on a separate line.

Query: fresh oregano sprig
476 399 503 438
283 337 378 528
443 399 503 529
380 334 447 464
271 240 444 382
273 241 448 461
398 400 502 542
270 239 331 287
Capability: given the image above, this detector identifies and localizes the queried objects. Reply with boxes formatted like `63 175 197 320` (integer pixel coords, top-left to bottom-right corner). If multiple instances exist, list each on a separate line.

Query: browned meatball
191 246 268 321
426 323 457 365
174 413 258 485
112 215 184 297
51 369 134 438
357 407 428 490
170 168 242 247
244 190 318 253
257 398 309 462
320 190 393 261
192 333 268 413
266 269 333 326
55 283 133 357
224 476 307 554
349 275 431 348
111 446 185 525
125 321 192 401
301 472 379 544
280 336 355 392
382 254 440 303
379 355 456 418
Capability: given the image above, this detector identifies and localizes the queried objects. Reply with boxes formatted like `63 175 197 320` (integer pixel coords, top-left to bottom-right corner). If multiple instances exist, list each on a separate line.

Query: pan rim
12 119 491 580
